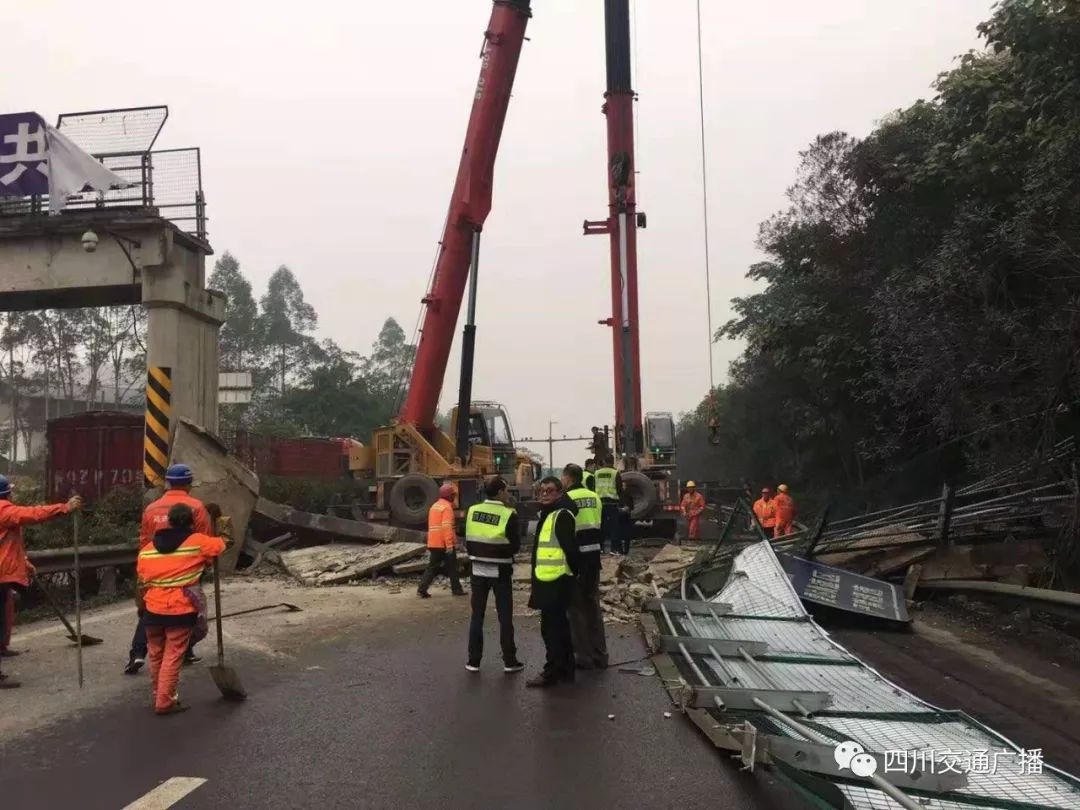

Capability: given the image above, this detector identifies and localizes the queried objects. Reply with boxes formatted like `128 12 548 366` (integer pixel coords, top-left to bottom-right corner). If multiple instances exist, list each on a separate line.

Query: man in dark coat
526 476 579 688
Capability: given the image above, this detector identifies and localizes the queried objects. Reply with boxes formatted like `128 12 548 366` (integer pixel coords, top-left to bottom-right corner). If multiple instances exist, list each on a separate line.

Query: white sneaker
464 662 480 672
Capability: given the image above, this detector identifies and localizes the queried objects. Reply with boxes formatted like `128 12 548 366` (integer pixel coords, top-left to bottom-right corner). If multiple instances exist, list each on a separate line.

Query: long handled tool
207 602 302 622
208 558 246 701
31 576 103 646
73 510 84 688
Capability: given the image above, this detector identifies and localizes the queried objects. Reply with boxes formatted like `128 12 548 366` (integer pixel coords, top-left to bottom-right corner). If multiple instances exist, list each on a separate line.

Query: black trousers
0 584 10 675
418 548 463 594
540 603 574 681
568 562 608 668
468 575 516 665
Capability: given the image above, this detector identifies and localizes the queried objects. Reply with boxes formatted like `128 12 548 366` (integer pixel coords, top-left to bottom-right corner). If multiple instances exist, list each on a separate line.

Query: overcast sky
10 0 994 467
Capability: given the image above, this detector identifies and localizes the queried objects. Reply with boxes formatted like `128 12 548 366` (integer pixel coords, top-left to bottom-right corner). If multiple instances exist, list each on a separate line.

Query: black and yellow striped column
144 366 172 487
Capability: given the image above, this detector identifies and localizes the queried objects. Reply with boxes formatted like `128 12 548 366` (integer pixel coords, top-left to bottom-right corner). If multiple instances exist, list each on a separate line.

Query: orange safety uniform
427 498 456 550
0 500 72 587
752 497 777 530
680 492 706 540
773 492 796 538
137 531 225 712
140 489 211 549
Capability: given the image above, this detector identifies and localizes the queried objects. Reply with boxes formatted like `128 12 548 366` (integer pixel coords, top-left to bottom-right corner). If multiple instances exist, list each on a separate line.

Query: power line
695 0 715 391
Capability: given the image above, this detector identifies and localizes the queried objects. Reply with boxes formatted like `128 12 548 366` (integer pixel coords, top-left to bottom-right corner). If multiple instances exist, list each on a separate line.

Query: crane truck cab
353 401 531 526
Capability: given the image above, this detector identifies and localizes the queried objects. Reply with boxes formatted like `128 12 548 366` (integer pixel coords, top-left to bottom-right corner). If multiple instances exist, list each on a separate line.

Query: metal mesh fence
658 538 1080 810
0 107 205 240
56 107 167 156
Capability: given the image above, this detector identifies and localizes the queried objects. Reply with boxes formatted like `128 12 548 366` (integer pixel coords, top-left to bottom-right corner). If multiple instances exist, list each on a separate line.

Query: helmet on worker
761 486 773 496
0 474 11 499
686 481 696 489
165 463 194 489
778 484 789 493
438 483 455 501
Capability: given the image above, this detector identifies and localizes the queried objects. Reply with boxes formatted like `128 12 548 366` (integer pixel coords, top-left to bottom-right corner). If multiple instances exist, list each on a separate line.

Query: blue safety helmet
164 463 194 486
0 474 10 498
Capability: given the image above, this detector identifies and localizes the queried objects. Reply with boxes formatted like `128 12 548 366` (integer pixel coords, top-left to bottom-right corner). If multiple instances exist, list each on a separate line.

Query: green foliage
685 0 1080 506
209 251 260 372
259 475 367 515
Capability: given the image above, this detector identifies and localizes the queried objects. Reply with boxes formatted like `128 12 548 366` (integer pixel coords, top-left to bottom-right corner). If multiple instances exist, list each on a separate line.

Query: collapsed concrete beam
170 419 259 573
254 498 426 545
280 543 427 586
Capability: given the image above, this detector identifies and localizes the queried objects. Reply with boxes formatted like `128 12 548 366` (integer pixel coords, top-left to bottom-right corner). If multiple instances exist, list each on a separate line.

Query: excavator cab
644 411 676 467
454 401 518 478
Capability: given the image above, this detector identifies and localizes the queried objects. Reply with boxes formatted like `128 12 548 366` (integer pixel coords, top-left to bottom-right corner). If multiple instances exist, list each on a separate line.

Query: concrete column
141 227 224 433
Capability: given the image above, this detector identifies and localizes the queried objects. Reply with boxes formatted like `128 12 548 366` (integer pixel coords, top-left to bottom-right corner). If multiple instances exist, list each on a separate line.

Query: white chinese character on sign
970 749 995 775
910 749 936 774
936 749 965 774
0 121 48 186
1019 748 1044 776
884 750 909 774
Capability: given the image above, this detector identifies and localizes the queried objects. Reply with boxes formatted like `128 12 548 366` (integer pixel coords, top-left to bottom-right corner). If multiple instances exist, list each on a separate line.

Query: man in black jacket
563 463 608 670
526 476 579 688
464 477 524 673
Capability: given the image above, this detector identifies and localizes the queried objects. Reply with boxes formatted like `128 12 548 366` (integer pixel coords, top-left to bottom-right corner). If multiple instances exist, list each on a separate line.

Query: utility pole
548 419 557 473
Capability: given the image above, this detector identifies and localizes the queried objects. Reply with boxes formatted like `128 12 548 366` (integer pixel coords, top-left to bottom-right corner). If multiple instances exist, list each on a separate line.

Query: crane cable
696 0 716 391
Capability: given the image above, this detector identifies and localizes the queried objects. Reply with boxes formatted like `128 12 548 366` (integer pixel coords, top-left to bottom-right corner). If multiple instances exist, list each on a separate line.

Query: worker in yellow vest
464 477 524 674
526 476 579 688
563 463 607 670
582 459 598 492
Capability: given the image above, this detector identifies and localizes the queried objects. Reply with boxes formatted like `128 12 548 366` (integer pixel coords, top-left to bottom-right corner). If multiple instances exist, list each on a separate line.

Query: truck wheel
389 473 440 525
622 471 659 519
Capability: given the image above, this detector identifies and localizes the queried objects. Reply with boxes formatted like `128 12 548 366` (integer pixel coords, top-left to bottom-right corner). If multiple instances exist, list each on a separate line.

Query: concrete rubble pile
599 545 698 624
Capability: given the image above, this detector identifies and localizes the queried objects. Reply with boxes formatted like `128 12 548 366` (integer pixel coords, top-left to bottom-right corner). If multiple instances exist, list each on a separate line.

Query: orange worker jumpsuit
752 497 777 533
140 489 211 549
0 499 73 655
680 492 706 540
773 493 796 538
427 498 456 550
419 498 462 595
137 530 225 712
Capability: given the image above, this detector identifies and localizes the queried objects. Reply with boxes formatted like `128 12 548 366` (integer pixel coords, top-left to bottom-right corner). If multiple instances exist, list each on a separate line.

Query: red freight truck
46 411 144 504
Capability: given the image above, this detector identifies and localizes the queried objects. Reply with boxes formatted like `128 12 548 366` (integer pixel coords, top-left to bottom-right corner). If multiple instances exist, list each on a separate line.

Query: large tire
389 473 440 526
622 471 659 519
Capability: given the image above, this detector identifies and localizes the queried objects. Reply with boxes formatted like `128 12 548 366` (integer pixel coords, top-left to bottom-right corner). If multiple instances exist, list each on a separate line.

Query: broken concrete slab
280 543 427 586
255 498 426 546
171 419 260 573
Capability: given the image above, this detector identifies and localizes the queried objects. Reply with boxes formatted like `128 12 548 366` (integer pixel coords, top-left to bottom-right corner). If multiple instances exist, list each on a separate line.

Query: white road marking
122 777 207 809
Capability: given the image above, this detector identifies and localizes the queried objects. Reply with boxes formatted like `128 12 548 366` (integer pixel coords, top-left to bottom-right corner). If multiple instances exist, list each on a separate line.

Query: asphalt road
4 603 800 810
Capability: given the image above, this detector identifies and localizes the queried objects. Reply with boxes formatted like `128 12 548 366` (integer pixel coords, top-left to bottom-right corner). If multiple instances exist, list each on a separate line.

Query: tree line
0 307 146 462
209 252 417 441
0 251 417 464
678 0 1080 507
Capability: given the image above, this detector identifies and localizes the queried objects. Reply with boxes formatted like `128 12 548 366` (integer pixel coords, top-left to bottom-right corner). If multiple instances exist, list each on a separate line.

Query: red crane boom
585 0 644 461
399 0 532 432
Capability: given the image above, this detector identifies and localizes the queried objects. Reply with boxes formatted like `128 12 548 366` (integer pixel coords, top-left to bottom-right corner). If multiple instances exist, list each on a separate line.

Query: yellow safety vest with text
465 500 515 565
595 467 618 501
566 486 602 553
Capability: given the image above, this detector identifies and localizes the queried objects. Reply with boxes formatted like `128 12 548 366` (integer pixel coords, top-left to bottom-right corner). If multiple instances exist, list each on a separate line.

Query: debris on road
280 543 427 586
599 545 698 624
255 498 427 546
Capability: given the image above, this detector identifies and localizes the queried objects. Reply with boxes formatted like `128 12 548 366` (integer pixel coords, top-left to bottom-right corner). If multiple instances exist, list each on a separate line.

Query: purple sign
0 112 50 197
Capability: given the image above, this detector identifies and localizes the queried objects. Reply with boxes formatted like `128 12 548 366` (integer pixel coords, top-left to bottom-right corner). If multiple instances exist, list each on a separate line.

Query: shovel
208 558 247 701
31 575 104 647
